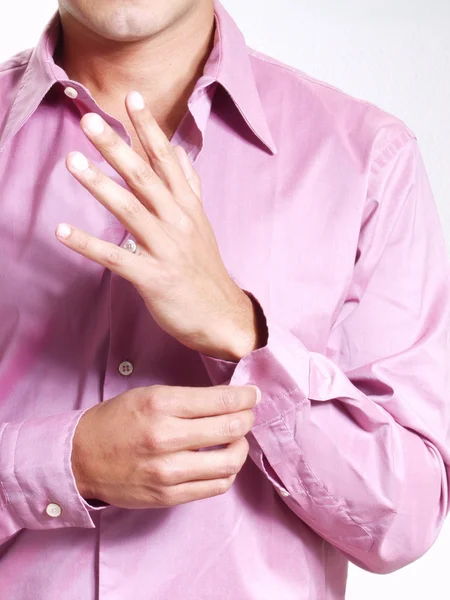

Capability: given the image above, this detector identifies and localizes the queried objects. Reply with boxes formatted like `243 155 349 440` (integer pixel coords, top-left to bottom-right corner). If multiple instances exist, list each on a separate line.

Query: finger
157 474 237 507
125 91 196 204
181 409 255 450
147 409 255 454
55 221 152 286
79 112 181 223
148 384 261 419
151 437 249 486
173 145 202 199
66 151 168 253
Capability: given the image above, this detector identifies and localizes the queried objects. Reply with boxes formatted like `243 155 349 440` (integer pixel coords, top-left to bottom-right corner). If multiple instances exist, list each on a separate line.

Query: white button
118 361 134 376
64 86 78 99
123 239 137 253
278 487 290 497
46 502 62 517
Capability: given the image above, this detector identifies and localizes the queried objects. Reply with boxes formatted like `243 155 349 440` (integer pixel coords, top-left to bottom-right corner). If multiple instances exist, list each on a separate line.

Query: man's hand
71 384 260 509
55 91 263 360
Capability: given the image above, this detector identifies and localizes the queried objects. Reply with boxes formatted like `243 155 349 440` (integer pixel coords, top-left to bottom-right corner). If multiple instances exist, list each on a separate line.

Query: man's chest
0 116 364 360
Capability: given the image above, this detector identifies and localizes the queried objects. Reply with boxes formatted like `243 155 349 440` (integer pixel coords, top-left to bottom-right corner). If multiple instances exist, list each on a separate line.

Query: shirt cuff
81 497 110 509
228 318 310 427
227 283 310 426
200 284 310 423
199 352 239 386
198 284 312 499
0 409 102 534
246 432 293 496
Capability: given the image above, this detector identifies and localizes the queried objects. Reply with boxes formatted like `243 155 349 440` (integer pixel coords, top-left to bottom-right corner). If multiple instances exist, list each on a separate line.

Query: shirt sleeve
200 133 450 575
0 408 108 545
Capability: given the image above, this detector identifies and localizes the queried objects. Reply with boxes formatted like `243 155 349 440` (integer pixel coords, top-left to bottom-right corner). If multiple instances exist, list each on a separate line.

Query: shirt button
64 86 79 99
278 487 290 497
46 502 62 517
123 239 137 253
118 360 134 376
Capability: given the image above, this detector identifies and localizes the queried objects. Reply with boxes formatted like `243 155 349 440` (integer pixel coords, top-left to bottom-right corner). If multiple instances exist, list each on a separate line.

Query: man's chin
82 12 161 43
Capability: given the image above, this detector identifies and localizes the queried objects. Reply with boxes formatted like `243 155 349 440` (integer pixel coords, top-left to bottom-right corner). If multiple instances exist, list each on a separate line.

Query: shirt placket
58 77 214 599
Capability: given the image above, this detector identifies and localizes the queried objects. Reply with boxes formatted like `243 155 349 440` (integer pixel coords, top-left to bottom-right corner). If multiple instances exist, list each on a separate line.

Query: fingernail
83 113 104 135
68 151 89 171
252 386 262 405
56 223 72 239
128 91 145 110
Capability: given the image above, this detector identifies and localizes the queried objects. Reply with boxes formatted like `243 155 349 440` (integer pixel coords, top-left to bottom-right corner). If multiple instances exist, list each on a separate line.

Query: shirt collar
0 0 277 155
211 0 277 154
0 12 62 152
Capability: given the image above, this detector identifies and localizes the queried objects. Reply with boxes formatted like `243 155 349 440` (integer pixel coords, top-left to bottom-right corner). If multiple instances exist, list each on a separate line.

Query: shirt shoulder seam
247 47 414 134
0 60 29 74
370 131 417 180
0 48 33 74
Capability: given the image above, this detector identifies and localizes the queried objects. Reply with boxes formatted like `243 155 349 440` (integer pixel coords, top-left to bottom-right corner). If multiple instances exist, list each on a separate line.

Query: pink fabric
1 1 450 598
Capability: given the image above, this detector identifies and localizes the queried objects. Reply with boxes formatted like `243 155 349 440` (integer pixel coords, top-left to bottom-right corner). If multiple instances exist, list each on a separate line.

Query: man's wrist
201 289 268 361
71 410 96 500
71 451 93 500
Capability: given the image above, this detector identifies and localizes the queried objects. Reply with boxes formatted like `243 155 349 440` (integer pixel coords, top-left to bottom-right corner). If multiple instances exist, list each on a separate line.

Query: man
0 0 449 598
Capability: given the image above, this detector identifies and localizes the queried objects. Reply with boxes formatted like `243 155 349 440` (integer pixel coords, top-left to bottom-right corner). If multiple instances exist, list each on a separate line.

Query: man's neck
54 4 216 149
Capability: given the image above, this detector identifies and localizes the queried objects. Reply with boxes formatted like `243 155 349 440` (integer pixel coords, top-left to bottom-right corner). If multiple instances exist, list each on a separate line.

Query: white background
1 1 449 598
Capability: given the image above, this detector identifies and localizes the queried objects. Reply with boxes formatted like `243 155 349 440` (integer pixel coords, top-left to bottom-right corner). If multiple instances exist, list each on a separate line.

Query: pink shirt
1 2 450 598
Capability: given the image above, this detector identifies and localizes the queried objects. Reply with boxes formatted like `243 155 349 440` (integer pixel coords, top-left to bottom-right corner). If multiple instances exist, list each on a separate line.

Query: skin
73 385 261 507
55 0 217 153
55 1 266 507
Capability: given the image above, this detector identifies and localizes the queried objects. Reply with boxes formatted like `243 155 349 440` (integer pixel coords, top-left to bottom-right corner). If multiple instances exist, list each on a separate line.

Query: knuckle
225 411 254 440
144 425 160 451
121 195 142 217
175 212 195 235
227 416 245 439
217 389 238 413
103 133 121 152
225 453 243 476
76 235 90 252
152 142 173 163
137 388 154 414
212 477 234 497
130 387 150 417
132 163 156 186
142 385 165 413
144 421 170 452
158 488 177 507
152 459 176 486
89 168 107 189
104 245 122 266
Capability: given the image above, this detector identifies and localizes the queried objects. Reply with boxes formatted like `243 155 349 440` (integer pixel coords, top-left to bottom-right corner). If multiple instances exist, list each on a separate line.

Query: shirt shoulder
0 48 33 131
0 48 32 74
248 47 416 166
